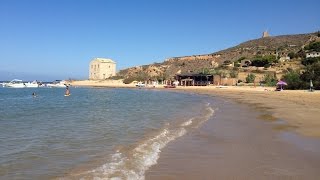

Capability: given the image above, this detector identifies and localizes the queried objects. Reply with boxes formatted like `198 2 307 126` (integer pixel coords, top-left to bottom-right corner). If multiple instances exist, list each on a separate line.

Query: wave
77 103 215 180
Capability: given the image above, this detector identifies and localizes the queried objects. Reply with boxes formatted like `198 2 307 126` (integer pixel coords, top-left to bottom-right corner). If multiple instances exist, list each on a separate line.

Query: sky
0 0 319 81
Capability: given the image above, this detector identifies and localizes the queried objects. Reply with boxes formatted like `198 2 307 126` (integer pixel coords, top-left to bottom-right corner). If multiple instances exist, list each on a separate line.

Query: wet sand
146 95 320 180
174 86 320 137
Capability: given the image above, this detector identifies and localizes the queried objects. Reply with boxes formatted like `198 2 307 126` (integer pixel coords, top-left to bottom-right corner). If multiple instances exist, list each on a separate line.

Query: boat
46 80 69 88
135 82 146 88
164 85 176 88
4 79 26 88
24 80 39 88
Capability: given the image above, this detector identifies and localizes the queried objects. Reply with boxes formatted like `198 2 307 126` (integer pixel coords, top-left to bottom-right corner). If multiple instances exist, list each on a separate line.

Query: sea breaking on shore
69 80 320 179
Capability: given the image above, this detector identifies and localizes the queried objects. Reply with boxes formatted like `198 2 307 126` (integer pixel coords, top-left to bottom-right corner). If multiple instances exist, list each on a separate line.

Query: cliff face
118 32 319 79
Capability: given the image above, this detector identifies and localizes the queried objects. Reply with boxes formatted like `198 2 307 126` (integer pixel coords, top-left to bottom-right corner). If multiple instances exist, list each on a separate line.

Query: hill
117 32 320 82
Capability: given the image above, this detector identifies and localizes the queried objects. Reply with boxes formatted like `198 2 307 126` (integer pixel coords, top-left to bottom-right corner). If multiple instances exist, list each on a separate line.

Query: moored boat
24 80 39 88
46 80 69 88
4 79 26 88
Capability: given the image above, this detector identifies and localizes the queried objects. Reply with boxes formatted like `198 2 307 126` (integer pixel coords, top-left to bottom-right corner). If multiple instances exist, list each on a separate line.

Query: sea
0 86 215 179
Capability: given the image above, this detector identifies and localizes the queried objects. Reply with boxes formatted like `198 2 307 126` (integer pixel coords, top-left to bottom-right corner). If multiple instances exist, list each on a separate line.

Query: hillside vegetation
114 31 320 89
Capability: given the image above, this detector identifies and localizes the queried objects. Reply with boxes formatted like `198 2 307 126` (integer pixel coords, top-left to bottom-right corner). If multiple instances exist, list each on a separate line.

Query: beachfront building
89 58 116 80
176 73 214 86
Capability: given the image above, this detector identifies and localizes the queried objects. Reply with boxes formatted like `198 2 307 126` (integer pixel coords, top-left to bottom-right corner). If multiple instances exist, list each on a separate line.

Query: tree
229 70 238 78
302 57 320 66
251 58 268 67
246 73 256 83
300 62 320 90
304 41 320 52
288 52 297 59
201 68 210 74
263 74 277 86
251 55 277 67
282 71 303 90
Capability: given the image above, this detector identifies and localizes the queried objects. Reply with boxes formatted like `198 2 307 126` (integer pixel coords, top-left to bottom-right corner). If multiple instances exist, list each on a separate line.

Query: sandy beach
175 86 320 137
71 80 320 179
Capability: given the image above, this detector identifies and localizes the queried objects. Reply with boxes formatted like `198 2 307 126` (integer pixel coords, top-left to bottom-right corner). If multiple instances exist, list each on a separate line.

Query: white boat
4 79 26 88
135 82 145 88
24 80 39 88
46 80 69 88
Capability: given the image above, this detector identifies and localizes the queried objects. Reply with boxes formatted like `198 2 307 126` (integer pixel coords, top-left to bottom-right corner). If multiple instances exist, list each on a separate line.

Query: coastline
145 93 320 179
71 80 320 138
71 80 320 179
174 86 320 137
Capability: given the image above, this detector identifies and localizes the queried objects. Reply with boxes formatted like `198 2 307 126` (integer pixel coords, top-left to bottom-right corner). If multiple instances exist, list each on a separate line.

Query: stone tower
89 58 116 80
262 30 270 38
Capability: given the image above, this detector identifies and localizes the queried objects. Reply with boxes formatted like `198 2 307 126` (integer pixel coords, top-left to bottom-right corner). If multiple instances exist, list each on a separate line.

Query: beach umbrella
276 80 287 90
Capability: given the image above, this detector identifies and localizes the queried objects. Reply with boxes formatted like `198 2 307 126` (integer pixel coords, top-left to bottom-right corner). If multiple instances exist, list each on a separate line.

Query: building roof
91 58 116 63
177 73 213 77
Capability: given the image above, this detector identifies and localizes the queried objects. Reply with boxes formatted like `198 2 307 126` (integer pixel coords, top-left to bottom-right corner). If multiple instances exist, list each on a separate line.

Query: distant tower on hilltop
262 30 270 38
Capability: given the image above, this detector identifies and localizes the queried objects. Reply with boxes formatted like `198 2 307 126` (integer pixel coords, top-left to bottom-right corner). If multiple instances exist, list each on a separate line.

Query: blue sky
0 0 319 81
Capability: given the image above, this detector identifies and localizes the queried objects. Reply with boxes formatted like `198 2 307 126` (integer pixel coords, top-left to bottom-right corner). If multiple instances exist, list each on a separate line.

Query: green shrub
302 57 320 66
300 62 320 90
282 71 303 90
264 64 271 68
229 70 238 78
304 41 320 52
246 73 256 83
263 74 277 86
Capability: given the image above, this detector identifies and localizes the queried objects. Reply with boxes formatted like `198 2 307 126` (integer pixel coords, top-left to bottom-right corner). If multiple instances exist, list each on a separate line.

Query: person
32 92 36 97
65 86 70 95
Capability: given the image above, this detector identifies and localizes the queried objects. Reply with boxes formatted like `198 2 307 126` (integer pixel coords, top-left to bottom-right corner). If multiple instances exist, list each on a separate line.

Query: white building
306 51 320 58
89 58 116 80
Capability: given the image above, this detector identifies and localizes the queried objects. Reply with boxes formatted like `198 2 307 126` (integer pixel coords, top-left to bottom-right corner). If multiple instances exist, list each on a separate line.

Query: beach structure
176 73 214 86
89 58 116 80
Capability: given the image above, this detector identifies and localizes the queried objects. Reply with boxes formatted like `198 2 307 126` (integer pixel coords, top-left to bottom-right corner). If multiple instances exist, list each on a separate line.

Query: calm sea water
0 87 215 179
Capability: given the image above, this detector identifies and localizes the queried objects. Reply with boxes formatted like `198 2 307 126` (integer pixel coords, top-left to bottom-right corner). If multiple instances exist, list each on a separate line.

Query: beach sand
71 80 320 179
174 86 320 137
145 86 320 179
145 96 320 179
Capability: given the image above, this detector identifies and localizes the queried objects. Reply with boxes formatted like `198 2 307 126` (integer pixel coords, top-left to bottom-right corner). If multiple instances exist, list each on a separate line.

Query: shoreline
145 92 320 179
69 80 320 179
174 86 320 137
71 80 320 137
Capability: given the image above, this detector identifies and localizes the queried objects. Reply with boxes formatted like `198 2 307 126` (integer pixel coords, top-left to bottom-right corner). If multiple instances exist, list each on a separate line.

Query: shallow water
0 87 214 179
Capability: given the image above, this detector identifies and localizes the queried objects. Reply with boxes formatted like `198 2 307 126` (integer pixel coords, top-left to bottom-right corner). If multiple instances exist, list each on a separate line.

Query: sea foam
89 103 215 180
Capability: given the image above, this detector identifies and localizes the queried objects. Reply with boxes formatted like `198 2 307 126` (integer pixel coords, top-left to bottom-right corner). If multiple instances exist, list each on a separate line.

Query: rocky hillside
117 32 319 81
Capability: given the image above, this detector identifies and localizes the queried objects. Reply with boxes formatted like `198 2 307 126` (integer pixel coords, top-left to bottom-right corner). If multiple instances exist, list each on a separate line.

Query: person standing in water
65 86 70 96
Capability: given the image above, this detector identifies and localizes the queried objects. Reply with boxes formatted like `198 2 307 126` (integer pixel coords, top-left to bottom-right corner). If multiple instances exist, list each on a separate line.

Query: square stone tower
89 58 116 80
